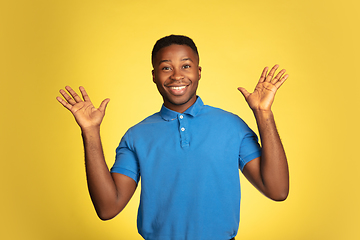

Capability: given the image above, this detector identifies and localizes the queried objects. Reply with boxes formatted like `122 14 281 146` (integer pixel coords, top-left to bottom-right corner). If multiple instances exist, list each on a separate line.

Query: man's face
152 44 201 113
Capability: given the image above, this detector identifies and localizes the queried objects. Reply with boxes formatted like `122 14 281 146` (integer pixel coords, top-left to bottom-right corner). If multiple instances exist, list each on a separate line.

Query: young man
57 35 289 240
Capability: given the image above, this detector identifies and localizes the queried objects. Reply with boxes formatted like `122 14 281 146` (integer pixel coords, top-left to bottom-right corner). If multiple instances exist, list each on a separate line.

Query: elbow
265 180 289 202
92 197 129 221
96 208 122 221
97 211 118 221
271 193 288 202
98 214 114 221
268 189 289 202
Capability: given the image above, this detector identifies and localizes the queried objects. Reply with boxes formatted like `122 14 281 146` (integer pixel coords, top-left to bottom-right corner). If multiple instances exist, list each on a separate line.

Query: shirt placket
178 114 189 148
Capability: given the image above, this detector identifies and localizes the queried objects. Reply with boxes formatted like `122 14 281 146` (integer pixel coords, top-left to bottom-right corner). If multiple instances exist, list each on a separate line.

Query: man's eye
183 65 190 69
162 67 171 71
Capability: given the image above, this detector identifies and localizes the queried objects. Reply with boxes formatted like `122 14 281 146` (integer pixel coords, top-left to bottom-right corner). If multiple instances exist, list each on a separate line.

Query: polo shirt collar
160 96 204 121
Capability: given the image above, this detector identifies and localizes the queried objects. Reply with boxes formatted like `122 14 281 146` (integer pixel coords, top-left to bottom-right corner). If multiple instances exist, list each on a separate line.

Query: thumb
237 87 250 99
99 98 110 112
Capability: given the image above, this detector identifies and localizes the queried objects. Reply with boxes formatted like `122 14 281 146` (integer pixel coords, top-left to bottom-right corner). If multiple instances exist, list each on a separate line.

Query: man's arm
238 65 289 201
57 86 137 220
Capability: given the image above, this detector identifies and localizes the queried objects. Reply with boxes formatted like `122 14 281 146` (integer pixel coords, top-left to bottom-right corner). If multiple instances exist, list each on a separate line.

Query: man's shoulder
200 104 251 129
139 111 162 123
127 111 163 131
202 104 240 119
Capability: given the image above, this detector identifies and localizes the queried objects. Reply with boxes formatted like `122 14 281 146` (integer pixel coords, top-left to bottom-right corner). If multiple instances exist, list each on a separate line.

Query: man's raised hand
56 86 110 130
238 65 288 111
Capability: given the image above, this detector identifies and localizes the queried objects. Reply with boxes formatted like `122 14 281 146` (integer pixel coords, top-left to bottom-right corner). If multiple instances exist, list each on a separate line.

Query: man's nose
170 68 184 80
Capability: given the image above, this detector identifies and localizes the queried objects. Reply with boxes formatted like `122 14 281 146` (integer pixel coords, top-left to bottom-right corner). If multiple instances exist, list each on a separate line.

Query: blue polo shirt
111 97 261 240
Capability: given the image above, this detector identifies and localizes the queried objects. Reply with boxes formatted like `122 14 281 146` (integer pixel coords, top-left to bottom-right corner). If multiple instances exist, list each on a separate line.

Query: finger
79 86 91 102
65 86 83 102
59 89 76 105
274 74 288 89
259 67 268 83
237 87 250 99
265 64 279 82
271 69 286 84
98 98 110 112
56 96 73 110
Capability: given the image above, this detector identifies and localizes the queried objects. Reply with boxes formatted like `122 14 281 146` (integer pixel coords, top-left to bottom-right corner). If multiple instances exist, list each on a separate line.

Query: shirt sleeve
110 130 140 183
238 124 262 171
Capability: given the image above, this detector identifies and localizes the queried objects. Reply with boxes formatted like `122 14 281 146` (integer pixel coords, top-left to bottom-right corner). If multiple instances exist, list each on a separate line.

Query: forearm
253 110 289 200
82 127 120 219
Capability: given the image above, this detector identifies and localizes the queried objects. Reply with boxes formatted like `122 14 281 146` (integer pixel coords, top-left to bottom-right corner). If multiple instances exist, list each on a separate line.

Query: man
57 35 289 240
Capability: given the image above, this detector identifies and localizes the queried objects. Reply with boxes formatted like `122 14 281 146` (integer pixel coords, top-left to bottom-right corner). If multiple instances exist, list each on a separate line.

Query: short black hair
151 35 199 66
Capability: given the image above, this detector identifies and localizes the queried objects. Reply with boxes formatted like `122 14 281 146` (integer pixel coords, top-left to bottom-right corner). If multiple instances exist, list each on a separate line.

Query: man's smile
169 86 186 90
166 84 190 95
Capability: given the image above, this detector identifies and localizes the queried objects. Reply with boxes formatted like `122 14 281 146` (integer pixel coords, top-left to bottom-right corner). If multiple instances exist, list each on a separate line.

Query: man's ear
152 69 155 83
198 66 202 80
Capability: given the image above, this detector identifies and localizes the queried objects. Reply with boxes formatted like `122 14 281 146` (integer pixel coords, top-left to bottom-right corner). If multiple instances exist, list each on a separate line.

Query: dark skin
56 44 289 220
238 65 289 201
152 44 201 113
56 86 136 220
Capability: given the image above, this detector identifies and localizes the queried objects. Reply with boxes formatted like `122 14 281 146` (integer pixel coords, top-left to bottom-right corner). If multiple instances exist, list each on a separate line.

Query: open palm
56 86 110 130
238 65 288 111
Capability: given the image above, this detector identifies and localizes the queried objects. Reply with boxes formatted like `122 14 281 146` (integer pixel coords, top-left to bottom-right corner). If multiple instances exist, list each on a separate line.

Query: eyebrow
159 58 193 64
181 58 193 62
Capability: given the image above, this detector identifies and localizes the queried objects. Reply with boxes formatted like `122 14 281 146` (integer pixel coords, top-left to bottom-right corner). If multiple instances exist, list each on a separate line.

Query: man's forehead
154 44 199 64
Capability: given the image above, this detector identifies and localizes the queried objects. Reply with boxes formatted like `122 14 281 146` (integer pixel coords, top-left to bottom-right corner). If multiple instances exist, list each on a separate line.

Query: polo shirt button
179 115 183 119
181 127 185 131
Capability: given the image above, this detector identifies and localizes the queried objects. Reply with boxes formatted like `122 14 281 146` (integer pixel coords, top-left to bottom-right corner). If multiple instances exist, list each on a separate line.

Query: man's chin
167 95 195 106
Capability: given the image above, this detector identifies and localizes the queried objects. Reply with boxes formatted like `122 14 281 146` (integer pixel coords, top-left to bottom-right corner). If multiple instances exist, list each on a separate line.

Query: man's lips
166 84 189 95
169 86 186 90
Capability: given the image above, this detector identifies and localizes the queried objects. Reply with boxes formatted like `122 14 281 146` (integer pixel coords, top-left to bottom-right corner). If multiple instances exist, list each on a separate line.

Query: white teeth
170 86 186 90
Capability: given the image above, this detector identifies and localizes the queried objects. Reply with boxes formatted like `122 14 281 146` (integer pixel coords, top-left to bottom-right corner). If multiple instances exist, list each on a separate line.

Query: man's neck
163 96 197 113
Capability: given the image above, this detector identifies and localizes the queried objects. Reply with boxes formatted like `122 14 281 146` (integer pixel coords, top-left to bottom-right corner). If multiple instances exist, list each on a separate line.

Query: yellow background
1 0 359 239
